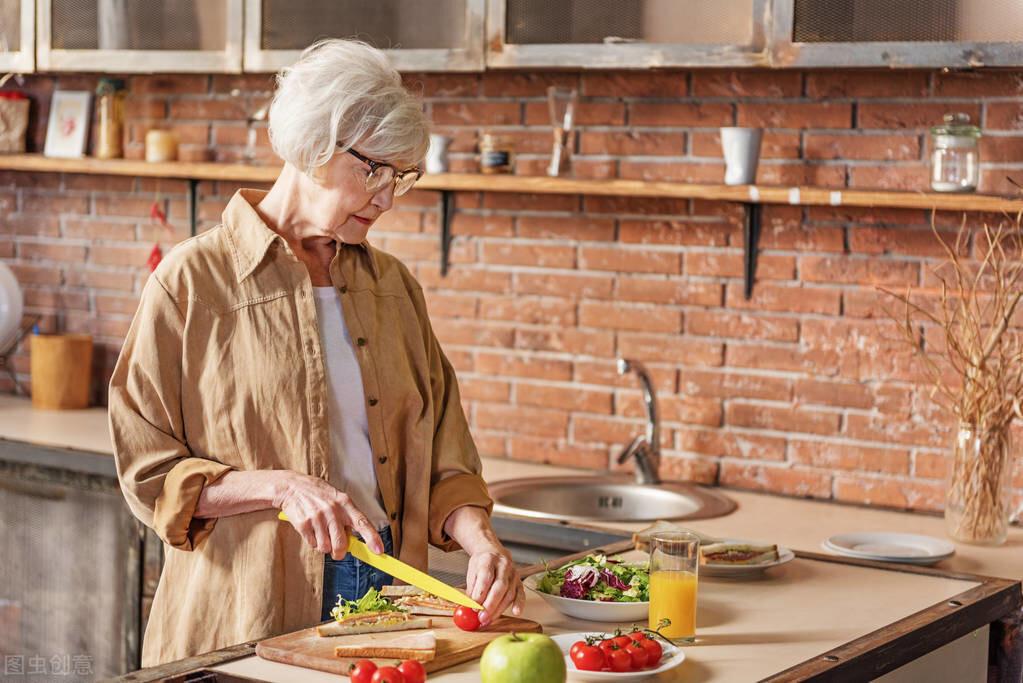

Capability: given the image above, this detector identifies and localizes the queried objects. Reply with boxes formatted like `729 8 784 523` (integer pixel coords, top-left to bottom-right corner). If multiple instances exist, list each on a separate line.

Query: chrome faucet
616 358 661 485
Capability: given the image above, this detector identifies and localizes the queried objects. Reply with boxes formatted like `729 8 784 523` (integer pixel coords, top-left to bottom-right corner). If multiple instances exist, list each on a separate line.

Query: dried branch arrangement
880 213 1023 544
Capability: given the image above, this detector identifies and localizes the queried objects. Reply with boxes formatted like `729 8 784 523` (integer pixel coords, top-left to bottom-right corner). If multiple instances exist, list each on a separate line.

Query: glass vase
945 423 1013 546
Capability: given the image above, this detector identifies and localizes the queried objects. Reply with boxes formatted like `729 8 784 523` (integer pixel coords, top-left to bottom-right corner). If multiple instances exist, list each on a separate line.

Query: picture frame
43 90 92 158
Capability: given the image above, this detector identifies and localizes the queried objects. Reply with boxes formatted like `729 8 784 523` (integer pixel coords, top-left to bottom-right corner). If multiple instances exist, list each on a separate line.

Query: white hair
267 39 430 174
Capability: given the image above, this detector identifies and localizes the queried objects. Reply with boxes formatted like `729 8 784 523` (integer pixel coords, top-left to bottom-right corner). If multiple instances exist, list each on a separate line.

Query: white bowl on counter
523 572 649 623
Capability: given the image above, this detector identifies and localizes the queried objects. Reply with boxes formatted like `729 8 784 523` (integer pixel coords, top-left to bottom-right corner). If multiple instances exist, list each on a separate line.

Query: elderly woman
109 39 523 667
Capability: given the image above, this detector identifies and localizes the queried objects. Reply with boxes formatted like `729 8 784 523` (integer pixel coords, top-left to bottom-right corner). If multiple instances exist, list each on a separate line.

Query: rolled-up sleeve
414 289 493 552
108 273 232 551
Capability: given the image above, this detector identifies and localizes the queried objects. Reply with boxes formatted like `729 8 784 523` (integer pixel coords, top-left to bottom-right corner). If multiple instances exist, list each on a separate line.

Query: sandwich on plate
700 542 779 565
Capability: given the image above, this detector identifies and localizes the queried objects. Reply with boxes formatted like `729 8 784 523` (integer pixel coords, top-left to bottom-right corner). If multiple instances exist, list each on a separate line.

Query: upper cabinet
0 0 34 72
243 0 485 72
35 0 243 72
485 0 769 68
769 0 1023 68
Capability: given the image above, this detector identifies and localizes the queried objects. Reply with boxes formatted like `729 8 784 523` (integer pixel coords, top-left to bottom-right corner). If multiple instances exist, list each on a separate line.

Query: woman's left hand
465 544 524 626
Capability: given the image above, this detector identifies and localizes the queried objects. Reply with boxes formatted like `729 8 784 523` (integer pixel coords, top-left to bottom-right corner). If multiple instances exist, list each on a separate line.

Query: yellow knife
276 511 484 611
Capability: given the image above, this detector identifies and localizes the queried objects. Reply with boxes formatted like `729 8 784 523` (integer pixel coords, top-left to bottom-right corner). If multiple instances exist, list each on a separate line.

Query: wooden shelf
1 153 1021 213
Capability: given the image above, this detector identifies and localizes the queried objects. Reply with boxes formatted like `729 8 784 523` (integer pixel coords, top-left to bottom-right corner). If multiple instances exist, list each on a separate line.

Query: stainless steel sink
489 475 736 523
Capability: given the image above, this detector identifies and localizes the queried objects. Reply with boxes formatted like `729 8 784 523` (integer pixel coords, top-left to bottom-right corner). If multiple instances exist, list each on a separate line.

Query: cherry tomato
607 647 633 672
569 641 588 659
371 666 406 683
597 638 617 656
640 638 663 666
570 643 605 672
452 606 481 632
350 660 378 683
397 659 426 683
613 635 632 649
625 641 650 669
628 630 647 641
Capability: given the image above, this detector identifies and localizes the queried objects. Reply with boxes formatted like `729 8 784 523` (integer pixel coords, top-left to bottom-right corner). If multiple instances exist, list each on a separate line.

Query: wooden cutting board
255 615 543 677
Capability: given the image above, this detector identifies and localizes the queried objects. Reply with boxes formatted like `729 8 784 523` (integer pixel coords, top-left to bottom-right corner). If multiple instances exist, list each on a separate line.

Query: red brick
726 343 827 374
847 165 929 192
685 310 799 342
806 71 929 99
986 103 1023 131
423 291 476 318
858 103 981 130
130 75 209 95
582 71 688 98
210 74 275 94
805 134 921 161
684 251 796 281
720 463 832 498
431 102 521 126
756 164 847 188
20 194 89 214
480 71 578 97
737 103 852 129
405 72 480 98
96 317 133 339
579 302 680 333
655 456 719 485
690 131 801 160
381 235 438 262
849 226 960 258
513 272 613 300
579 246 679 274
573 414 672 448
799 256 920 286
475 402 569 439
22 288 89 311
682 369 792 402
726 283 841 315
619 219 730 247
374 209 423 234
476 352 572 381
168 99 246 120
65 269 135 292
618 392 721 427
617 333 723 367
979 136 1023 163
434 320 514 348
934 71 1023 97
726 402 840 436
417 265 511 294
619 161 726 184
628 102 733 127
761 208 845 251
88 244 153 267
523 101 626 126
482 193 579 212
579 131 685 157
480 296 576 326
507 437 609 470
95 294 143 316
913 451 947 480
459 377 510 402
573 360 677 393
794 378 874 409
481 241 575 269
844 413 951 448
517 382 612 414
791 441 910 475
64 174 136 192
517 216 614 242
616 277 722 307
834 476 943 511
678 428 786 461
18 242 86 263
515 328 615 358
7 263 62 286
692 71 802 98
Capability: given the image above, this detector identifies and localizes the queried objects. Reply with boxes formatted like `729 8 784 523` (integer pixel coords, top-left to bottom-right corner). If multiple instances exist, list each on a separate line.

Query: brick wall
2 68 1022 518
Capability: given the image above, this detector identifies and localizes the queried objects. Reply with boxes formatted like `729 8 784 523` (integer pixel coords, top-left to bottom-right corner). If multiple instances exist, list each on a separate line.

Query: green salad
536 554 649 602
329 587 406 621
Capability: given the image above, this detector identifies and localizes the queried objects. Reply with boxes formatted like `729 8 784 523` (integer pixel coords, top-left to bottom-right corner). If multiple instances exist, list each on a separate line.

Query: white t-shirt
312 286 389 530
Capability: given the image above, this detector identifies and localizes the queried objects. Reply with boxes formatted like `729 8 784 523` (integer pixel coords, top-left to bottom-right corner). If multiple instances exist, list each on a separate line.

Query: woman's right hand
273 472 385 559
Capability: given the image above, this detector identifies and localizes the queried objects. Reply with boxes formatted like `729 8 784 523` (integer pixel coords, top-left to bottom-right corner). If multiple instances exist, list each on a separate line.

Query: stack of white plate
822 532 955 566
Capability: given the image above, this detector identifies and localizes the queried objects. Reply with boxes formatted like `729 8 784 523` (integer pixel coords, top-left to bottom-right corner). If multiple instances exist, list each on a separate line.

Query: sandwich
700 542 779 565
380 585 458 616
316 612 434 637
334 631 437 662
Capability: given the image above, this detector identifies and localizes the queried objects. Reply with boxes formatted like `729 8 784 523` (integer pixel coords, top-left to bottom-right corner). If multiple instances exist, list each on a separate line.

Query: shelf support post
743 202 762 300
439 190 454 277
187 178 199 237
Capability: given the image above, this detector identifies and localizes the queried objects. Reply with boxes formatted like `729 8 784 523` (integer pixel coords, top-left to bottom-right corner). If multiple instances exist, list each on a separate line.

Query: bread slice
380 586 458 616
316 612 433 637
632 520 719 552
334 631 437 662
700 542 779 565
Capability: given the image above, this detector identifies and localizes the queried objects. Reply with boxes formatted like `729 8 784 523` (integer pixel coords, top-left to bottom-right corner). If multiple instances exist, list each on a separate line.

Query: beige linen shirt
109 189 492 667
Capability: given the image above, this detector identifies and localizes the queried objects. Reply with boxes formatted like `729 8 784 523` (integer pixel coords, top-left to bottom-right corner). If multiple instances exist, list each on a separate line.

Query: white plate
524 572 649 622
0 263 23 352
823 532 955 565
700 547 795 578
552 632 686 682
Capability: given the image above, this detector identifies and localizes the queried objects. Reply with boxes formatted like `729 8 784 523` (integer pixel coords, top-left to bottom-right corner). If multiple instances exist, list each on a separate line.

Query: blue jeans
321 526 394 621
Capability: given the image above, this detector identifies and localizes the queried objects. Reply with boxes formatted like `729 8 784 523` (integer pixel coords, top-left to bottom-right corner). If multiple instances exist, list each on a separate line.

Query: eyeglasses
343 147 422 197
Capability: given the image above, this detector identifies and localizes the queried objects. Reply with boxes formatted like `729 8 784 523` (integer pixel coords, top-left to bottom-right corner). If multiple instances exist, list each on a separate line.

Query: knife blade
276 511 484 611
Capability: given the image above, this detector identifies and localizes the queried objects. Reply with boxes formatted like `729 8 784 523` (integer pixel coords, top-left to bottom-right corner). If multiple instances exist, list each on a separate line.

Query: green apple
480 632 566 683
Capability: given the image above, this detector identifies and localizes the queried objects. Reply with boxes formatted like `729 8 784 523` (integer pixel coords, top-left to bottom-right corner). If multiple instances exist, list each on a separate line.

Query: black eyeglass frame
342 146 423 195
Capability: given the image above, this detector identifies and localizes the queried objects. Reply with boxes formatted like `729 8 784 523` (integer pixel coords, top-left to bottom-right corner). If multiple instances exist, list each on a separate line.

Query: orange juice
648 569 698 640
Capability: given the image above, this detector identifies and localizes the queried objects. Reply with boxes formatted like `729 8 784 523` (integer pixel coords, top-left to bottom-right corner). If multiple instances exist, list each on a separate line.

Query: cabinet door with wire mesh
244 0 485 72
771 0 1023 67
37 0 243 73
0 0 34 72
487 0 768 68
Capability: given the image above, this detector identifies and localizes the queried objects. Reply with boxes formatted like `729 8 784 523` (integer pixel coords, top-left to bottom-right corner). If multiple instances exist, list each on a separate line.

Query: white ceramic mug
426 134 452 174
720 127 763 185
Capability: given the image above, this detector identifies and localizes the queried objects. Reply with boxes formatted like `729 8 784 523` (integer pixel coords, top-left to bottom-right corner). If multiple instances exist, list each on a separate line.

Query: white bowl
523 572 649 623
0 262 23 352
551 632 686 681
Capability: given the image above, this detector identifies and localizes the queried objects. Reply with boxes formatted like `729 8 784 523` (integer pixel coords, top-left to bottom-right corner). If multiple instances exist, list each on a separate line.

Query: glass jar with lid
94 78 126 160
479 133 514 174
930 113 980 193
